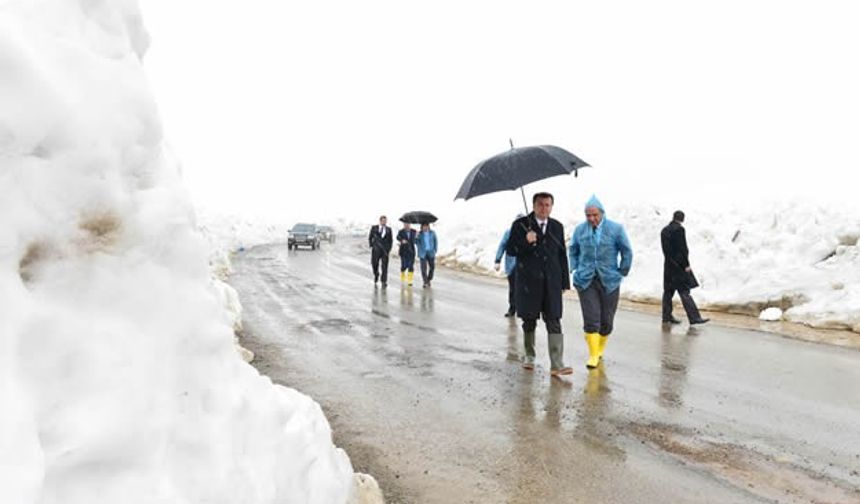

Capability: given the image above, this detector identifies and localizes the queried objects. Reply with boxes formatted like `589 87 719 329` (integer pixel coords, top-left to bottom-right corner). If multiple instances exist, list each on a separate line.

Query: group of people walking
369 194 708 376
496 192 707 376
368 215 437 288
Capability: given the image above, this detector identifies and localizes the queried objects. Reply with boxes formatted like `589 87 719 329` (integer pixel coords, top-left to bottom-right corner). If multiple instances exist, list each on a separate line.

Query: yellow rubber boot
400 271 406 282
598 335 609 360
585 332 601 369
407 271 414 286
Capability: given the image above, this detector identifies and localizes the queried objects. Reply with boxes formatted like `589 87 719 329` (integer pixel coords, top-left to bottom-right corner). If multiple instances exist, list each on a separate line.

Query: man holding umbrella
368 215 393 287
506 192 573 376
397 221 417 286
400 211 438 288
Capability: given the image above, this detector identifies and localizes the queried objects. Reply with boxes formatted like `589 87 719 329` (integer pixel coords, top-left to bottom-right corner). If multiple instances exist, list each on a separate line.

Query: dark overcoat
396 228 417 257
506 212 570 319
661 220 691 291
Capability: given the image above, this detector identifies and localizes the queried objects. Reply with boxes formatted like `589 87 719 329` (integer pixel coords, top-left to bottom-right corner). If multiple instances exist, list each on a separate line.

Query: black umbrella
455 143 589 212
399 211 438 224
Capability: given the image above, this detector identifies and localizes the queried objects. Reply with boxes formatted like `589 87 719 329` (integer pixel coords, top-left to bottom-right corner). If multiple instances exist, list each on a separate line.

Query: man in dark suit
368 215 393 287
506 192 573 376
661 210 708 325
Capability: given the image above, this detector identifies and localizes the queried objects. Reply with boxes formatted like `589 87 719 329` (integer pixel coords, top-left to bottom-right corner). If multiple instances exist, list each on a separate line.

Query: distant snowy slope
441 200 860 332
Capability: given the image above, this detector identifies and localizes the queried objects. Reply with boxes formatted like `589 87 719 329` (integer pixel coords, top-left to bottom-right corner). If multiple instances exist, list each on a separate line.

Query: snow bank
441 199 860 333
0 1 374 502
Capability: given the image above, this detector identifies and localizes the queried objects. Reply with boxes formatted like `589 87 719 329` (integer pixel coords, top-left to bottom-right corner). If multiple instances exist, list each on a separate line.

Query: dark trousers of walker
578 277 620 336
400 252 415 273
371 249 389 284
506 274 516 314
521 316 564 369
662 288 702 321
521 317 561 334
521 274 561 334
420 256 435 285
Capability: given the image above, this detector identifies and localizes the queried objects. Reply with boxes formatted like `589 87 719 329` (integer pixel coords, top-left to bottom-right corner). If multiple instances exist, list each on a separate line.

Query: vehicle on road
288 223 321 250
318 225 336 243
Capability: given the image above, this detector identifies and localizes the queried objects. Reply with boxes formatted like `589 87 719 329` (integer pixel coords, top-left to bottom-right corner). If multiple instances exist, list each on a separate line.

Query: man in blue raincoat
569 195 633 369
494 214 525 317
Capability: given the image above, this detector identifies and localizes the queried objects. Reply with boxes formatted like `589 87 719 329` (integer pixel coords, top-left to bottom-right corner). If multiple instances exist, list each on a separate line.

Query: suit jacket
368 225 393 254
661 220 691 290
506 212 570 319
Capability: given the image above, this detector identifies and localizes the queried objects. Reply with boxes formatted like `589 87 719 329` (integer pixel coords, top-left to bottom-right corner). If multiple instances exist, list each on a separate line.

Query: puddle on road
308 318 352 332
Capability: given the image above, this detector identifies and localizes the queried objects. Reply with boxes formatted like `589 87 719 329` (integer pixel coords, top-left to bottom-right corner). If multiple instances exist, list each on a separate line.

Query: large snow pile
0 1 370 502
441 198 860 333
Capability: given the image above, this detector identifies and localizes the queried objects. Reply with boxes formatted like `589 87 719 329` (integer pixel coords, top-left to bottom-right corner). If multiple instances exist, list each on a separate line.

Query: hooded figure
568 195 633 369
495 213 525 317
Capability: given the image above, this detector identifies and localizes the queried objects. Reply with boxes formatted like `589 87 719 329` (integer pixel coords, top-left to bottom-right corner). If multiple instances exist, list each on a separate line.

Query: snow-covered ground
0 2 379 503
439 196 860 333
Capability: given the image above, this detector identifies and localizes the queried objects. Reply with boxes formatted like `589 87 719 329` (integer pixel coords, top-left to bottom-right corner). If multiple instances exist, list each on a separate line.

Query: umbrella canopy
399 211 438 225
454 145 589 201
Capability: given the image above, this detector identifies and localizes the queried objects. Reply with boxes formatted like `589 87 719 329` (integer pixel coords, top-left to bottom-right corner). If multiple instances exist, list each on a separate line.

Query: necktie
540 222 546 235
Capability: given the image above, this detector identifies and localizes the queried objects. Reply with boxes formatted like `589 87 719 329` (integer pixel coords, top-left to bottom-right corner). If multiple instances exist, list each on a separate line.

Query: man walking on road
368 215 393 287
506 193 573 376
494 213 524 317
569 195 633 369
417 223 438 288
397 221 417 286
661 210 709 325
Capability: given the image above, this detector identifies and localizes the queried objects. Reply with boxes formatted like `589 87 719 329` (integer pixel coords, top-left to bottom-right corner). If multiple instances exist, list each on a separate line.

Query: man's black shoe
662 317 682 324
690 318 710 325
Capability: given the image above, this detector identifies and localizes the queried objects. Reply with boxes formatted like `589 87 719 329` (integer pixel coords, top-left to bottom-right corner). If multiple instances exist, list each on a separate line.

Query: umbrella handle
520 186 529 214
518 185 532 237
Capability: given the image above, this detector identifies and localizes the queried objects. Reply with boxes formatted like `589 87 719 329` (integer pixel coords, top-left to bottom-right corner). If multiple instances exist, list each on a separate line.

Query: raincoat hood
584 195 605 215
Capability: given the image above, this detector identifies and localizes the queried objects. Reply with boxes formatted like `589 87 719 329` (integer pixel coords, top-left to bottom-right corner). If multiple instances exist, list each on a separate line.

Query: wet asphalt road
231 238 860 504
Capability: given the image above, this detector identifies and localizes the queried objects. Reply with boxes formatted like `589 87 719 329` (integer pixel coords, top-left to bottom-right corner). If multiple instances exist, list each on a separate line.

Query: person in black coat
368 215 393 287
396 222 417 285
661 210 708 325
506 192 573 376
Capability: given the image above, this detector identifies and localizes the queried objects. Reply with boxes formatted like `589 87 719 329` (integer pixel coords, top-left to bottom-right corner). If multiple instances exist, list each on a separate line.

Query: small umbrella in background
454 141 589 213
399 211 438 225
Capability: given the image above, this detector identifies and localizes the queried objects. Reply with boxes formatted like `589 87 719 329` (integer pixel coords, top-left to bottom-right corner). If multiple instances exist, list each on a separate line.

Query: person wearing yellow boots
396 221 417 286
568 195 633 369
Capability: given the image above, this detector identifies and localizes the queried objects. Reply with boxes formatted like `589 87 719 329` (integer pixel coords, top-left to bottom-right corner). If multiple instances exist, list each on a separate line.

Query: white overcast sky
140 0 860 223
